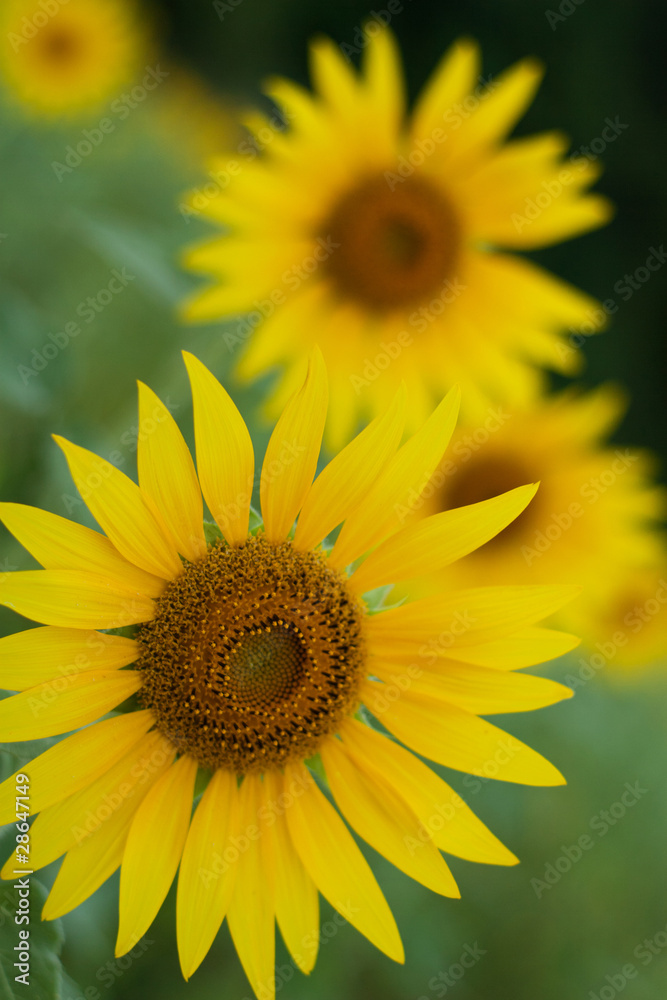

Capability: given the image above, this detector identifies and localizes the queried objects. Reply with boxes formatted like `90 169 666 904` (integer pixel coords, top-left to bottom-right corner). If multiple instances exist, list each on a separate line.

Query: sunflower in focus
181 26 612 447
404 386 665 651
0 0 147 117
0 352 579 999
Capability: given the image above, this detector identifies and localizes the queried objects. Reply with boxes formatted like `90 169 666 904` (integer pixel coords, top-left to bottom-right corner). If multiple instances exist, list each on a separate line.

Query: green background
1 1 666 999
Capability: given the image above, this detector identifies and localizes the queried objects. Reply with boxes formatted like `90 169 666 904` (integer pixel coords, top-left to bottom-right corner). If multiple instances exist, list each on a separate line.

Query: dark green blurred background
1 1 666 999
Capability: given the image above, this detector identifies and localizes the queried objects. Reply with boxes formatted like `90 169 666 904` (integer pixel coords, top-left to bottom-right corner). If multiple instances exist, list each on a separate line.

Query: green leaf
0 878 71 999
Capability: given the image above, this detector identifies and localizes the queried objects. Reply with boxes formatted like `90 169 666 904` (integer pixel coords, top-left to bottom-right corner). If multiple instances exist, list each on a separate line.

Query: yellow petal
42 819 128 921
363 25 405 154
362 679 565 786
260 349 328 543
183 352 254 546
368 585 580 647
293 386 406 552
0 503 164 597
459 56 544 151
176 768 240 979
283 761 404 963
0 710 154 823
320 738 460 897
263 771 319 975
42 738 174 921
373 658 573 714
309 34 360 116
330 386 460 571
450 627 580 669
54 436 182 580
1 730 173 879
0 670 142 742
350 483 538 592
0 626 138 690
339 718 517 865
0 569 155 629
227 776 275 1000
137 382 207 564
411 37 480 142
117 755 198 955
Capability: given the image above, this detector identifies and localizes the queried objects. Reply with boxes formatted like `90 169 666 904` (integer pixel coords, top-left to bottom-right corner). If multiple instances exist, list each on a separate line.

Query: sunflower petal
368 585 580 647
339 718 517 865
411 37 481 142
53 436 182 580
42 740 173 921
0 626 138 690
450 627 580 669
362 679 565 785
1 731 173 879
176 769 240 979
0 503 164 597
0 710 154 823
137 382 207 563
183 352 254 546
227 775 275 1000
283 761 404 962
261 349 328 543
294 386 406 551
320 738 460 897
330 386 460 570
117 755 198 955
350 483 538 592
263 771 319 975
0 670 142 742
372 658 573 714
0 570 155 629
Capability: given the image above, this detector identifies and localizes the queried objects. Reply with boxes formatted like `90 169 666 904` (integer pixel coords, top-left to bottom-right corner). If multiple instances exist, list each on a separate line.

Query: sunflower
0 0 148 118
0 352 579 999
403 386 665 649
181 26 612 448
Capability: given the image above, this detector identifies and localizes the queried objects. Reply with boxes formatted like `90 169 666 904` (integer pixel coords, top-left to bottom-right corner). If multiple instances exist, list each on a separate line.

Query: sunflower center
39 27 81 66
443 454 537 550
323 173 461 310
137 536 366 773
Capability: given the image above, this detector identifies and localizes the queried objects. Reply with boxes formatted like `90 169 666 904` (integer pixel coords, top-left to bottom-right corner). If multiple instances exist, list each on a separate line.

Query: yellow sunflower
0 0 148 118
0 352 579 998
181 26 612 448
402 386 665 650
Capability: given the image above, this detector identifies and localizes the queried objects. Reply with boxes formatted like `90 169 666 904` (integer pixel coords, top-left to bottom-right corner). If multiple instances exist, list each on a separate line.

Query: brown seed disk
323 173 461 311
137 536 367 774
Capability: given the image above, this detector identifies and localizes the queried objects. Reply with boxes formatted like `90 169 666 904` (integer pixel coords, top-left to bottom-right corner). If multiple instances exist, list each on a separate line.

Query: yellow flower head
405 386 666 654
0 353 578 998
0 0 148 117
181 27 612 448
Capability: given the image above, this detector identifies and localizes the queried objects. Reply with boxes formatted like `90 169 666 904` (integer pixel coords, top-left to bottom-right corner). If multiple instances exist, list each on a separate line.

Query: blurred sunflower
181 27 612 447
0 352 578 999
403 386 665 649
0 0 148 117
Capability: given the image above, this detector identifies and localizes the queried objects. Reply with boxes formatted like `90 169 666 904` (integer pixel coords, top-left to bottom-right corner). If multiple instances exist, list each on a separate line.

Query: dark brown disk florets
137 536 366 773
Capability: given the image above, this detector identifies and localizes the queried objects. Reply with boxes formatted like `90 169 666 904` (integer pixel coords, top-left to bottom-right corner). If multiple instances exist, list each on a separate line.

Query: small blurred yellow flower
181 26 612 448
0 0 148 117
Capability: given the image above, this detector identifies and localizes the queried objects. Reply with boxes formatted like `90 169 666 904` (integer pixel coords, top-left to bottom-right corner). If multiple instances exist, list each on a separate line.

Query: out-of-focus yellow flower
0 353 579 998
401 385 665 656
0 0 148 117
181 26 612 448
151 65 242 166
